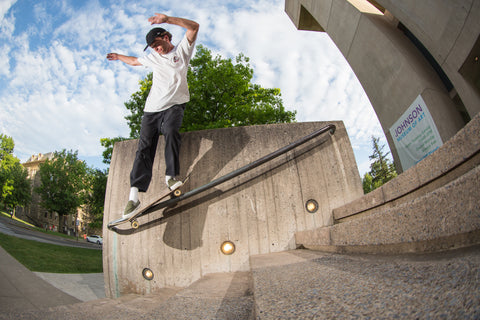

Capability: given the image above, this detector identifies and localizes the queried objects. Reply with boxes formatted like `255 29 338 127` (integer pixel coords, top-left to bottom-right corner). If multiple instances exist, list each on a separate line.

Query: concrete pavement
33 272 105 302
0 246 81 313
1 243 479 319
0 214 105 313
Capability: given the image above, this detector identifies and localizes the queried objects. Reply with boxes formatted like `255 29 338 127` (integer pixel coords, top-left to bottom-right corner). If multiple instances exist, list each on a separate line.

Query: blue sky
0 0 387 177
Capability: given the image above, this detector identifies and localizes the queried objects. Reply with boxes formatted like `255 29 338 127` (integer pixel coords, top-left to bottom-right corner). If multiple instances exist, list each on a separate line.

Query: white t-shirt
138 35 195 112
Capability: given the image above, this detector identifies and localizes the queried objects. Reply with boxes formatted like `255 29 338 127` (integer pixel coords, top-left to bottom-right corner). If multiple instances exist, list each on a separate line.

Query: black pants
130 104 185 192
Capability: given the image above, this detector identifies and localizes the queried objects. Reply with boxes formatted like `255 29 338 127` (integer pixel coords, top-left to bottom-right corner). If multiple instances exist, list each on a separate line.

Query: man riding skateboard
107 13 199 220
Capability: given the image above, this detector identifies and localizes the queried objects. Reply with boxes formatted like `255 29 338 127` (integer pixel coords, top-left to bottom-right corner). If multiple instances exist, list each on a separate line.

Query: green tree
84 168 108 229
362 136 397 193
2 160 31 213
35 150 88 232
101 45 296 163
184 45 296 131
100 137 128 165
0 134 14 159
0 134 31 213
124 73 152 139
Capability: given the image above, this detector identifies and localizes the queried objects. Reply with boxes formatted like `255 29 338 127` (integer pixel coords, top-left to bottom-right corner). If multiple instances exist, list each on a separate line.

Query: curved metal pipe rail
151 124 336 211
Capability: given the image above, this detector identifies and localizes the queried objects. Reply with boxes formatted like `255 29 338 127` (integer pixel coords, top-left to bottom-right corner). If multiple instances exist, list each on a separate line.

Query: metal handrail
150 124 336 211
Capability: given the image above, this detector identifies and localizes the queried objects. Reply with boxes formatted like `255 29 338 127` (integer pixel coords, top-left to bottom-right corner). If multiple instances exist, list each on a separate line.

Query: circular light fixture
305 199 319 213
142 268 154 281
220 241 236 255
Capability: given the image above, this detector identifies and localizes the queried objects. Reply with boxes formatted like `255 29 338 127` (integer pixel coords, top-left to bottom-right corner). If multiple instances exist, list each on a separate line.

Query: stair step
155 272 255 319
4 248 478 319
4 273 254 320
296 164 480 254
250 248 480 319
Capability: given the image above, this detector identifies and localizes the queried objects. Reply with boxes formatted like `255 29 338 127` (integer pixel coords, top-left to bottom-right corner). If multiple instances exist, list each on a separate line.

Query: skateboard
107 175 190 230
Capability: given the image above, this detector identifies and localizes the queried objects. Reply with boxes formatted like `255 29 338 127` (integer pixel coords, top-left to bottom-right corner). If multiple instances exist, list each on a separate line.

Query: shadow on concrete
110 133 333 249
165 127 250 250
214 270 255 319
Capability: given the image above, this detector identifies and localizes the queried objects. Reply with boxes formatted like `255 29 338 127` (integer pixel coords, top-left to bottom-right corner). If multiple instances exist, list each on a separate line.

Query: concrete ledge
103 122 363 297
334 113 480 221
297 230 480 255
297 163 480 253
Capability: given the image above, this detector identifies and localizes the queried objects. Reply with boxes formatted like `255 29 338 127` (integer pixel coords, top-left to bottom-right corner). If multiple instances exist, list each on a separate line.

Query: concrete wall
102 122 363 297
375 0 480 118
285 0 480 172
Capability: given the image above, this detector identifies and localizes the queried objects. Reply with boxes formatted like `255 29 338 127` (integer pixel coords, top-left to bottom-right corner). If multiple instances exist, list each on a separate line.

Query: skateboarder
107 13 199 219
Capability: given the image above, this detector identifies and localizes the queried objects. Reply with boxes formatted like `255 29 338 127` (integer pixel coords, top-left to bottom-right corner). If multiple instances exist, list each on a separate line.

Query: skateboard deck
107 175 189 230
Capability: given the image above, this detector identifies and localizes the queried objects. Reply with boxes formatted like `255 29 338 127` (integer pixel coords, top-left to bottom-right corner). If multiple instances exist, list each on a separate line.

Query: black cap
144 28 168 51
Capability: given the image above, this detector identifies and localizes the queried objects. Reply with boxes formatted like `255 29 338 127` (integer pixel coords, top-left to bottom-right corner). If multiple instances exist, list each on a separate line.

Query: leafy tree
101 45 296 163
2 160 31 213
124 73 152 139
0 134 14 159
362 136 397 193
84 168 108 229
100 137 128 165
0 134 31 213
35 150 88 232
184 45 296 131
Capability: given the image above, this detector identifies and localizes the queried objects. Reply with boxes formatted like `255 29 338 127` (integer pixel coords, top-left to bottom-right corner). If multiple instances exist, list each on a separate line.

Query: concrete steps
296 163 480 254
297 114 480 254
5 247 479 319
3 273 254 320
250 248 480 319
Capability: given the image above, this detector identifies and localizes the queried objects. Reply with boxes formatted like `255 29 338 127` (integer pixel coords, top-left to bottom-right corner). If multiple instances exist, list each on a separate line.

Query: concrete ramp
102 122 363 298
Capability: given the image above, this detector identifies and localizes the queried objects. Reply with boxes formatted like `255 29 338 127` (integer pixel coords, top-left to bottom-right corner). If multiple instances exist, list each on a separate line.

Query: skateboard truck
129 188 183 229
107 175 190 230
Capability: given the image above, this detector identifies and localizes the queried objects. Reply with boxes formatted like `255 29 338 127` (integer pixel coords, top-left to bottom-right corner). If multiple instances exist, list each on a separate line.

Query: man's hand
106 53 141 66
148 13 199 45
148 13 168 25
106 53 120 61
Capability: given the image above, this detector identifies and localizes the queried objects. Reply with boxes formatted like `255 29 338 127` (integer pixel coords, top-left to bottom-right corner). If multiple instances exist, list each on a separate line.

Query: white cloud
0 0 387 177
0 0 16 19
0 0 16 77
191 1 386 177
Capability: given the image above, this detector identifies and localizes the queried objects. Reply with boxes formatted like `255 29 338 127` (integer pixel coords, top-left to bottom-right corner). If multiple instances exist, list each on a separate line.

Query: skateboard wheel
173 189 182 197
131 220 139 229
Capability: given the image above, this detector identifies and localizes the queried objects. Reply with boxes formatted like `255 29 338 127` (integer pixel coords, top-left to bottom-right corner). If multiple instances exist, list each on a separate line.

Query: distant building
16 153 91 236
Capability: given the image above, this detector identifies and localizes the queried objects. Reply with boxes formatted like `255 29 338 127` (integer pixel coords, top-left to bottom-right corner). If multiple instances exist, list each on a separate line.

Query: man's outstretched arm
148 13 199 45
106 53 142 66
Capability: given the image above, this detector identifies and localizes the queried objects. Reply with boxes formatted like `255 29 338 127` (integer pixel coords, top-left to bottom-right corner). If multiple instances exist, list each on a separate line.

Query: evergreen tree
362 136 397 193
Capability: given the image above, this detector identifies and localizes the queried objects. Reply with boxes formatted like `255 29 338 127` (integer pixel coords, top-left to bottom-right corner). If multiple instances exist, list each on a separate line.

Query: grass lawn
0 232 102 273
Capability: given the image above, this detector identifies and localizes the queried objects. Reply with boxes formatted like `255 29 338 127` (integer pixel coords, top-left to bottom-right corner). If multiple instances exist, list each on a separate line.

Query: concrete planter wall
102 121 363 297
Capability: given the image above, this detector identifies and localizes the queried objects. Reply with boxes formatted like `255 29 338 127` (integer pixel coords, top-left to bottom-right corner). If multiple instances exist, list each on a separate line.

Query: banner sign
389 95 443 171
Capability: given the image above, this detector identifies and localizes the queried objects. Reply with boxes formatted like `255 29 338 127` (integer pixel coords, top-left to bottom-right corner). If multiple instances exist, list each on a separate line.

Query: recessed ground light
305 199 319 213
142 268 154 280
220 241 236 255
